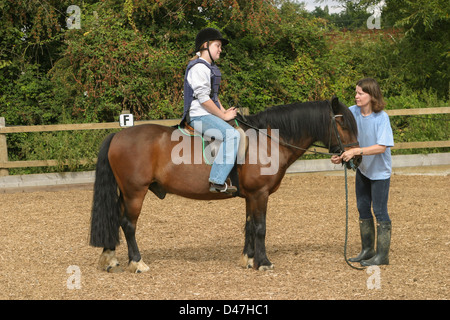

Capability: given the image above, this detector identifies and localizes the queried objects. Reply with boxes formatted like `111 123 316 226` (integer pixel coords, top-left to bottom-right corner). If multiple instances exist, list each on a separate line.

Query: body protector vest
181 59 222 124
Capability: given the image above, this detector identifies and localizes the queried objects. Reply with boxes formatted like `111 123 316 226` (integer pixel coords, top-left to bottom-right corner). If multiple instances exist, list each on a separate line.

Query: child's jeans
190 115 240 185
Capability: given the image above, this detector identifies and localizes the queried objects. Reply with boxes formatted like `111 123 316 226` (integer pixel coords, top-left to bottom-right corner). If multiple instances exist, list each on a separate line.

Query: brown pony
89 97 361 272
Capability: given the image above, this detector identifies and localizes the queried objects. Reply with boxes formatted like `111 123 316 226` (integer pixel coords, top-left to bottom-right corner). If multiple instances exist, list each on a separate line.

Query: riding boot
348 218 375 262
361 221 391 266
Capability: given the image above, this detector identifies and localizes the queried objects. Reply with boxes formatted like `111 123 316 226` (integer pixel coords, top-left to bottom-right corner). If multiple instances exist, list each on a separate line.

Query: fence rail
1 107 449 176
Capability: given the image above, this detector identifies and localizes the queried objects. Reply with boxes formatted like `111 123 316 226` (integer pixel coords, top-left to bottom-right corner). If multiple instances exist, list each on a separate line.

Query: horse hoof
98 250 122 272
240 254 254 269
127 259 150 273
106 265 124 273
258 264 274 271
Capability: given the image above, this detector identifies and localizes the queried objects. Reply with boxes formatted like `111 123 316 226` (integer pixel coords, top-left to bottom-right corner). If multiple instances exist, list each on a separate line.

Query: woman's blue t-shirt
350 105 394 180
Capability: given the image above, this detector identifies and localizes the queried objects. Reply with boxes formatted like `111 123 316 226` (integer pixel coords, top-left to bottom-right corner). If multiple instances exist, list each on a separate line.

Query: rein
236 116 338 156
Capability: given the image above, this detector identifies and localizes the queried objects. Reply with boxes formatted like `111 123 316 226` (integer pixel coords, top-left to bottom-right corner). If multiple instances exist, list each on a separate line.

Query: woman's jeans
355 169 391 222
190 115 240 185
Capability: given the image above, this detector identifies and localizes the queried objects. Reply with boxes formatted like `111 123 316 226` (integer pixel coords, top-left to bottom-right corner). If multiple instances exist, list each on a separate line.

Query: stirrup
209 182 237 194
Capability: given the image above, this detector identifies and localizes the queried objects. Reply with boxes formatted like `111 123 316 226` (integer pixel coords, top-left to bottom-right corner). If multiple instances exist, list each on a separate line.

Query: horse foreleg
242 194 273 271
241 213 255 269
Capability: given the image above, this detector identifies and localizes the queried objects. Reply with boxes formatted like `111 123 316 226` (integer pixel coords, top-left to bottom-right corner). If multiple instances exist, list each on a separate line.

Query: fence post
0 117 9 176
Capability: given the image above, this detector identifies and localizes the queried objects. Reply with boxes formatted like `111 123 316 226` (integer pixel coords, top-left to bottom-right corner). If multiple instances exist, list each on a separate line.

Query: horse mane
237 99 358 144
237 100 338 144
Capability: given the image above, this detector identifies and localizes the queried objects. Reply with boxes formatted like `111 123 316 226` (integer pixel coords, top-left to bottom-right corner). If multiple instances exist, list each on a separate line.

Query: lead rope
344 165 365 270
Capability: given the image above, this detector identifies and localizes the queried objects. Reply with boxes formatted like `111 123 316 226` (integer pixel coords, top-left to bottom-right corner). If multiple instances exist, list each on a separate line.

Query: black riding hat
195 28 229 52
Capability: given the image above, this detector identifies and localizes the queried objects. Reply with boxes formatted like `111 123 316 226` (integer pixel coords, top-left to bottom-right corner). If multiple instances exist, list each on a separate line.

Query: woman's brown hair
356 78 386 113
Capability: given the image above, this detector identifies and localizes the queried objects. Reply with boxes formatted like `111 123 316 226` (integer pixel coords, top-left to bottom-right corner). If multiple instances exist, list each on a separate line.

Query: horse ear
331 95 340 113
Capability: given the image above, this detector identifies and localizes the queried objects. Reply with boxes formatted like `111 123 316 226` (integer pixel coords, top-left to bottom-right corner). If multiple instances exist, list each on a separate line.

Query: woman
332 78 394 266
182 28 240 194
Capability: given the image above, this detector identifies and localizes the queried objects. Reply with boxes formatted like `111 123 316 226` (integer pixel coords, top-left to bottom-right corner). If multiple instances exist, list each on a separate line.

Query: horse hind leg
121 215 150 273
121 194 150 273
98 248 123 273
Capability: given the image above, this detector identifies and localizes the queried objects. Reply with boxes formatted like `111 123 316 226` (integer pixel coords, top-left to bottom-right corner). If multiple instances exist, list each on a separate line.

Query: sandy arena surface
0 173 448 300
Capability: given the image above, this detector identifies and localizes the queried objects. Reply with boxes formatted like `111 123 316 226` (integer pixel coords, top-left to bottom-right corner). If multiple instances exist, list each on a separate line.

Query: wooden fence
1 107 449 176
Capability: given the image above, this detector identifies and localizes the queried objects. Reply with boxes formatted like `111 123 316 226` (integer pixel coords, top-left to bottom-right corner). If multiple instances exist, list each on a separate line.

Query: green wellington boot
361 221 392 266
349 218 376 263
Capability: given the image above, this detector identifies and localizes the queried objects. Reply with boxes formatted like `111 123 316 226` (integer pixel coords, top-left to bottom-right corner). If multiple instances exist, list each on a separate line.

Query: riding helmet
195 28 229 52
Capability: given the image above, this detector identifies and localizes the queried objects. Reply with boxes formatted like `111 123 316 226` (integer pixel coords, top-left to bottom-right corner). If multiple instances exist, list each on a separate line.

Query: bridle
329 112 359 154
328 103 360 170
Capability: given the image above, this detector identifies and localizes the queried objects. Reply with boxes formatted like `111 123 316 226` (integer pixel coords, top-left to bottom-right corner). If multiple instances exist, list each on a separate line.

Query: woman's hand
331 148 357 164
340 149 357 163
331 155 342 164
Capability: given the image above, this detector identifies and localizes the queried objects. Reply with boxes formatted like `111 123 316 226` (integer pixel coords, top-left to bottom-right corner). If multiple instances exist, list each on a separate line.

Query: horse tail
89 133 121 249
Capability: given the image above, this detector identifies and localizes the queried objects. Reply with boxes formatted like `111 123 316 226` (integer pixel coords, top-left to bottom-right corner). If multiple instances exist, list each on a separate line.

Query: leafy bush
0 0 448 173
7 129 118 174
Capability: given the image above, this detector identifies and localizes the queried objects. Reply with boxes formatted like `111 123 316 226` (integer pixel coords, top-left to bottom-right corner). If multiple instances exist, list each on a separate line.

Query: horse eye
336 117 347 129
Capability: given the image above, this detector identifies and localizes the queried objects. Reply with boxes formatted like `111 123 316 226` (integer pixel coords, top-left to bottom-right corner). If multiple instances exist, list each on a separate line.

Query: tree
330 0 449 97
382 0 449 96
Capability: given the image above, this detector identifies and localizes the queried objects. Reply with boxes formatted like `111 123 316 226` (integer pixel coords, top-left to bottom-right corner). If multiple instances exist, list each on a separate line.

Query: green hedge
1 0 448 173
